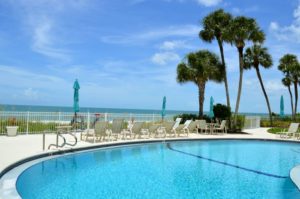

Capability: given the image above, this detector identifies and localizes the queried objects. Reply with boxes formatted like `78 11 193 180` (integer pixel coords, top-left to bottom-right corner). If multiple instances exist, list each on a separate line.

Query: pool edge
1 138 300 198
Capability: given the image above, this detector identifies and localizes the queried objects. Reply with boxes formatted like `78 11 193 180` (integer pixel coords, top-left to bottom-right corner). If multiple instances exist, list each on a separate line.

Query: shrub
260 119 290 128
213 104 231 120
8 117 17 126
200 115 213 122
267 127 284 134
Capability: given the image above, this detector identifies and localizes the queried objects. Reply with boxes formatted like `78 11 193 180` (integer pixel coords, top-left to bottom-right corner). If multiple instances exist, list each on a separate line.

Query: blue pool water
16 140 300 199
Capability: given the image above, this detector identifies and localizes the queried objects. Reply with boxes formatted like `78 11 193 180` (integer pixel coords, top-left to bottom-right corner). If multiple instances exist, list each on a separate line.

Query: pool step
290 165 300 190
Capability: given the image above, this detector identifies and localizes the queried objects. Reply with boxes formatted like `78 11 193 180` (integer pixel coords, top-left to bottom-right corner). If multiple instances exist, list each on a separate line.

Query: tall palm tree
177 50 224 117
199 9 232 109
282 77 294 118
225 16 265 124
244 45 273 125
278 54 300 118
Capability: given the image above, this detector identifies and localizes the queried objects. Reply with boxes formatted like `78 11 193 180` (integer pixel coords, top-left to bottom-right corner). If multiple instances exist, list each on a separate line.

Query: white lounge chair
176 120 192 137
83 121 108 142
279 123 299 139
184 120 201 135
198 120 209 134
108 119 125 141
122 122 144 139
144 123 160 138
159 121 176 137
213 120 227 135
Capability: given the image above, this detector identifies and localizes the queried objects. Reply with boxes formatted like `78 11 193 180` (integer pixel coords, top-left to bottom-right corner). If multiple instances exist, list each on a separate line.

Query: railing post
87 112 90 131
43 131 45 151
58 112 61 125
152 113 154 123
26 111 29 135
104 113 107 122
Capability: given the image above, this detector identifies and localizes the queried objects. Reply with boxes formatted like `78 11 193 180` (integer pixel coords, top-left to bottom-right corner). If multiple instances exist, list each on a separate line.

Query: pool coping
1 138 300 198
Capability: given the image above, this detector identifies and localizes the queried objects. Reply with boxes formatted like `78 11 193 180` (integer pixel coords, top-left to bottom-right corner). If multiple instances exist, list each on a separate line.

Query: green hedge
267 127 284 134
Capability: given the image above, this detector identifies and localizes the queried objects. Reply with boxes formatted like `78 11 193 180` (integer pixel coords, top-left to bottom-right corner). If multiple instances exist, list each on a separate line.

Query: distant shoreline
0 104 270 116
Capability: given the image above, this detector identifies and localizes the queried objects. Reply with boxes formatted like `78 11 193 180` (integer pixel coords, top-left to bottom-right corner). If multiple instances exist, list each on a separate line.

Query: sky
0 0 300 113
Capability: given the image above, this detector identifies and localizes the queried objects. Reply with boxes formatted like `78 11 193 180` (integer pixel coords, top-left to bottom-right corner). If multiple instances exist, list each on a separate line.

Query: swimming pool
16 140 300 198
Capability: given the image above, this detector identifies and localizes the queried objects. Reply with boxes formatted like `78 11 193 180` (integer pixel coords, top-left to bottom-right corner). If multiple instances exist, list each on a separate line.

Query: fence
244 116 261 129
0 111 262 135
0 111 174 135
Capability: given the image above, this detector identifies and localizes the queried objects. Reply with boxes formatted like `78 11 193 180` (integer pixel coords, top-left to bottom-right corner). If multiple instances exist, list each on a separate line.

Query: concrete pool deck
0 127 286 173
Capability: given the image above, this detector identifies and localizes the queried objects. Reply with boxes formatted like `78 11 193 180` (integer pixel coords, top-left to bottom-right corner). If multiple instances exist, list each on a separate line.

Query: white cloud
269 2 300 43
196 0 222 7
151 52 180 65
159 40 189 50
264 80 285 93
163 0 222 7
6 0 90 61
23 88 39 100
100 25 200 45
31 18 70 61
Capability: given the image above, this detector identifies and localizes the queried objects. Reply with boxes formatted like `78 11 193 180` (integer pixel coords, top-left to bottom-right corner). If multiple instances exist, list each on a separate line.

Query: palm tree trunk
234 47 244 125
255 67 273 126
198 82 206 117
288 85 295 119
294 81 298 119
217 39 230 108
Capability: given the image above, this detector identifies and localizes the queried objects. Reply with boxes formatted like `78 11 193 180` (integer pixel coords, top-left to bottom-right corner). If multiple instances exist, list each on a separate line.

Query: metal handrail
64 132 78 147
48 133 66 149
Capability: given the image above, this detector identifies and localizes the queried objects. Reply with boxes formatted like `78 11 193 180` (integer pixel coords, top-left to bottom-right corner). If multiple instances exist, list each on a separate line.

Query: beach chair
143 123 160 138
279 123 299 139
176 120 192 137
94 121 109 142
164 121 180 137
213 120 227 135
83 121 108 142
173 118 182 129
108 119 125 141
198 120 209 134
122 122 144 139
184 120 200 135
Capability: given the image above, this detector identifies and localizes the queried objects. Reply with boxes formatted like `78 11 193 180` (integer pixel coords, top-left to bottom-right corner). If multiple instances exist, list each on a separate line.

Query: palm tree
177 50 224 117
282 77 294 118
199 9 232 109
278 54 300 118
225 16 265 124
244 45 273 125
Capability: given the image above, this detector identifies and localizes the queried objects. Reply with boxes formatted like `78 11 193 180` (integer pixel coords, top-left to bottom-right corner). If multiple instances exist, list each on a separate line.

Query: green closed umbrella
73 79 80 113
280 95 284 118
161 96 166 121
209 96 214 118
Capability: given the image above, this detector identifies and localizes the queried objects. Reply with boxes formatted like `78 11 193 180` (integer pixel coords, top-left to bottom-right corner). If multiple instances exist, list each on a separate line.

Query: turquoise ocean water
0 104 268 116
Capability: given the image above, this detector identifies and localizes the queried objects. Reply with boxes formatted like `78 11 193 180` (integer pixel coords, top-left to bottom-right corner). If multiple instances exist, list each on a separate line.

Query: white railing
244 116 261 129
0 111 174 135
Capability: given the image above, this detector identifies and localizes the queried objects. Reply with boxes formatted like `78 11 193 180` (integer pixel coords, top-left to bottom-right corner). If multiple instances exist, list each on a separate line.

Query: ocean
0 104 268 116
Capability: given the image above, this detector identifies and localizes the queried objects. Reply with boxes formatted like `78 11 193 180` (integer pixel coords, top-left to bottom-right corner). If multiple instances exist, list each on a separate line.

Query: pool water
16 140 300 199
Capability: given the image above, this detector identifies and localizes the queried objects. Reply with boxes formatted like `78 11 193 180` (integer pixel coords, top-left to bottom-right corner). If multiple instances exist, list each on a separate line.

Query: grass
267 127 284 134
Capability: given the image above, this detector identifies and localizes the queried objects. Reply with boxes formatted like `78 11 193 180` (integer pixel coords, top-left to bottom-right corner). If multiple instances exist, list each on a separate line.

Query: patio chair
184 120 201 135
213 120 227 135
108 119 125 141
176 120 192 137
143 123 160 138
83 121 108 142
173 118 182 129
279 123 299 139
122 122 144 139
159 121 176 137
198 120 209 134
